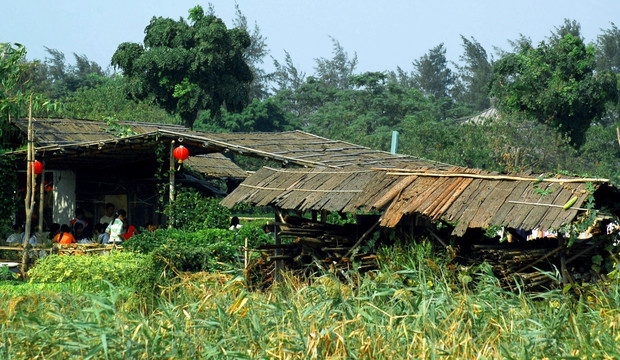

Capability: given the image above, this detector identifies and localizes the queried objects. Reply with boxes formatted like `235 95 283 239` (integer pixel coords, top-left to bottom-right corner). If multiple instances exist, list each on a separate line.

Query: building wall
53 170 76 224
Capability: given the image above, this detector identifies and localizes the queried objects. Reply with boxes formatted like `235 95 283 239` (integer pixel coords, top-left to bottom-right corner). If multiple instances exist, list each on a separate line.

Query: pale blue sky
1 1 618 75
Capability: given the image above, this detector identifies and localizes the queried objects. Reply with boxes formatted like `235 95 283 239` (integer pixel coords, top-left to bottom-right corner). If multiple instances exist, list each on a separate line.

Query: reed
0 242 619 359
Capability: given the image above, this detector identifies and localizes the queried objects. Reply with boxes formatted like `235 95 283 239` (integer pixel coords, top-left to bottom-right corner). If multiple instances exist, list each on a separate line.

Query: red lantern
173 145 189 164
33 160 43 175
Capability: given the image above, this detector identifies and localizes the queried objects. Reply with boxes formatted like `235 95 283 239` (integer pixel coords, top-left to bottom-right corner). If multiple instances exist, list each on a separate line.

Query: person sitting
94 223 109 244
24 225 39 246
53 224 76 244
74 222 93 244
71 208 88 237
48 223 61 241
105 210 126 244
99 203 115 225
123 222 137 240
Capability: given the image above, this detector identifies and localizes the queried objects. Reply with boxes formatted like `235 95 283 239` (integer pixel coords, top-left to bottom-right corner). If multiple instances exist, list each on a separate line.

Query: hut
5 118 444 230
221 165 620 288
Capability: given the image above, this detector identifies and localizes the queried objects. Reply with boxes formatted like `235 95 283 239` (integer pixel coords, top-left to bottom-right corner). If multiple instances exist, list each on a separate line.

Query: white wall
52 170 76 224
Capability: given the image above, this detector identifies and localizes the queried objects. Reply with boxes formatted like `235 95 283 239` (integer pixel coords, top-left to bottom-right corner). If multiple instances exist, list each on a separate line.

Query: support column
168 140 175 228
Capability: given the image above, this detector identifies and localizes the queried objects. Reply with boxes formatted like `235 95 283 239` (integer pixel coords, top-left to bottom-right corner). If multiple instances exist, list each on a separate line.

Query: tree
232 3 271 100
453 36 492 111
40 47 106 99
313 38 358 90
61 75 180 124
111 5 253 129
596 22 620 73
595 23 620 126
195 96 298 133
548 18 582 46
272 50 306 94
413 43 453 99
489 34 617 147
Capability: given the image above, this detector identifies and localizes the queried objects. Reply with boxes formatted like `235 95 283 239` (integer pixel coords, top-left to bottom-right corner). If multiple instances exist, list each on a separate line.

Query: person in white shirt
99 203 115 225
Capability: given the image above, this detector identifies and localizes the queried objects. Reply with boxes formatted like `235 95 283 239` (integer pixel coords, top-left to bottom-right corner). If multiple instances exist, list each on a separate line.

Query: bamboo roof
220 166 379 211
221 166 616 235
184 153 247 179
10 118 448 170
9 118 246 179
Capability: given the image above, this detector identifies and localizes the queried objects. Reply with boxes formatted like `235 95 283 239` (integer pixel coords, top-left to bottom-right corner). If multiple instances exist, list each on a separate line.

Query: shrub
124 223 272 257
164 188 231 231
27 251 145 289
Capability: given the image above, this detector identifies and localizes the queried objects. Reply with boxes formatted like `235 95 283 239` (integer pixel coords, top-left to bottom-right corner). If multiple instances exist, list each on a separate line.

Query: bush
164 188 231 231
124 223 273 296
27 251 145 289
124 223 272 257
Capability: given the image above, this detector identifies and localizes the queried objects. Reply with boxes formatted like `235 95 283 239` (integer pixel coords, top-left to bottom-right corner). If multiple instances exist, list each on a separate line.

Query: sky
1 1 619 76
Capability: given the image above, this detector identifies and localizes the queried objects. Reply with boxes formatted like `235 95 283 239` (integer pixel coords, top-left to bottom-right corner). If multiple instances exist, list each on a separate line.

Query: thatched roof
10 118 448 170
184 153 247 179
9 118 246 179
220 166 377 211
221 166 616 235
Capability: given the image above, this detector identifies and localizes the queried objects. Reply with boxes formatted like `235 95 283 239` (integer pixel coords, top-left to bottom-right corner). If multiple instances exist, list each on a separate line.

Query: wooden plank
468 178 518 229
372 174 420 209
498 181 548 230
429 174 477 219
442 178 485 222
382 176 442 227
487 180 533 228
519 182 565 230
451 179 504 236
425 168 480 219
549 184 589 229
536 187 580 230
415 175 458 217
322 171 375 211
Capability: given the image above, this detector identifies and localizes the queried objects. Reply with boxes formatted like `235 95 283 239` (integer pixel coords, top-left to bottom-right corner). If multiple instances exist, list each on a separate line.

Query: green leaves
112 7 252 129
489 34 618 147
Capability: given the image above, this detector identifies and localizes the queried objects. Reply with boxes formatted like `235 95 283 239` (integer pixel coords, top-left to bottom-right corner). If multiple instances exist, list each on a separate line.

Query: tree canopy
111 5 253 129
489 34 617 147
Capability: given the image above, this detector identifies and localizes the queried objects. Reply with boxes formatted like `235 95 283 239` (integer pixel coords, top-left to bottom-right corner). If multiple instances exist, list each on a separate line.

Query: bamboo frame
507 200 587 211
374 168 609 183
239 183 362 193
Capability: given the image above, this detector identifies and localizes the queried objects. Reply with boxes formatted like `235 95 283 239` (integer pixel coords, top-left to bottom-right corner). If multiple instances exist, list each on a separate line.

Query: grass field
1 242 619 359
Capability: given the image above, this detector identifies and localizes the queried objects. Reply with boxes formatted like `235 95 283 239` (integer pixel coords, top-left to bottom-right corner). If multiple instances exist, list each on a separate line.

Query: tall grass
1 241 619 359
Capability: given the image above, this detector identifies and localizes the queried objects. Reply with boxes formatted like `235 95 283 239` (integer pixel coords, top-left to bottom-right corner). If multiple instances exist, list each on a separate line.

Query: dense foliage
0 241 619 358
27 251 144 289
164 188 231 231
111 5 253 129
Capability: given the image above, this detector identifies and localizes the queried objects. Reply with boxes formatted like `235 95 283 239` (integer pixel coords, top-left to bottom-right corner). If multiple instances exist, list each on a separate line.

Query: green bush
124 223 273 297
27 251 145 289
164 188 231 231
124 223 271 257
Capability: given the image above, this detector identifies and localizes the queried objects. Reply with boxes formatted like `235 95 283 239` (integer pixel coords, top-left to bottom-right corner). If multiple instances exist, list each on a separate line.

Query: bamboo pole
21 95 35 275
239 183 362 193
507 200 587 211
38 160 45 238
374 168 609 183
168 140 175 229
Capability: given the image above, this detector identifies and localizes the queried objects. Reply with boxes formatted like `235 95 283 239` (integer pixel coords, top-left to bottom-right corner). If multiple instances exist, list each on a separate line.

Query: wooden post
244 237 249 270
38 161 45 238
274 223 282 283
168 140 175 228
21 96 35 275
